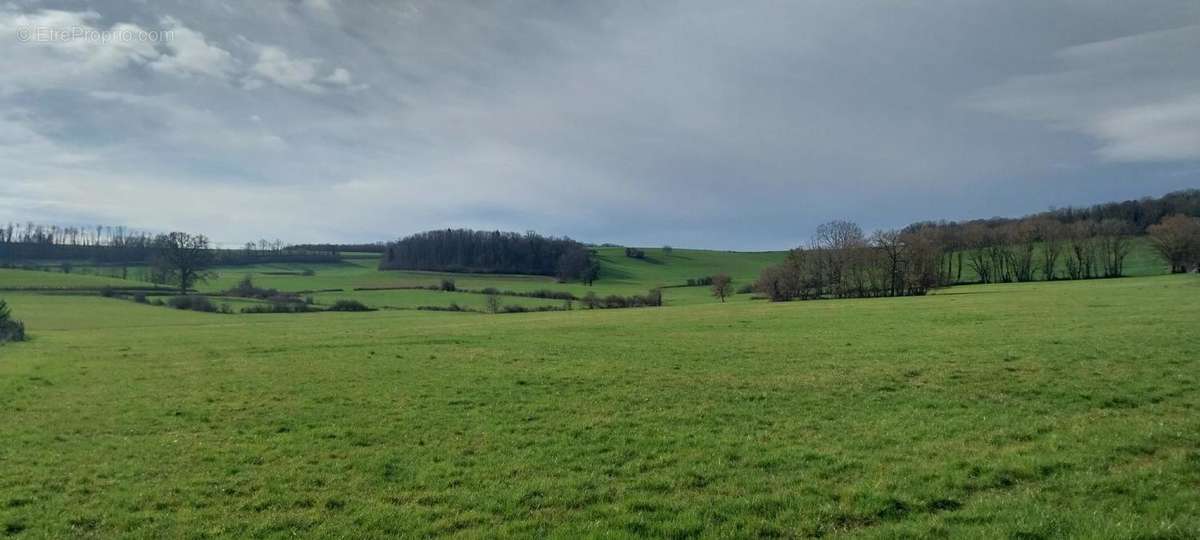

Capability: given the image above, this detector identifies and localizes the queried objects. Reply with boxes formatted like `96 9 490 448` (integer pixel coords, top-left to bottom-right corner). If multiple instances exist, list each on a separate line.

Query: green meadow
2 253 1198 537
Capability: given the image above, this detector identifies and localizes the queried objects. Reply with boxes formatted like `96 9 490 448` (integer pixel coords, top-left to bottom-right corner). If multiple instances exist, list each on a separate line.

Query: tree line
0 222 341 266
380 229 600 282
755 197 1200 302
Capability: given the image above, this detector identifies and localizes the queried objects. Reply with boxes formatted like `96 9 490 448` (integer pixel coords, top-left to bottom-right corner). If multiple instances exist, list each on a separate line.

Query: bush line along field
0 274 1197 537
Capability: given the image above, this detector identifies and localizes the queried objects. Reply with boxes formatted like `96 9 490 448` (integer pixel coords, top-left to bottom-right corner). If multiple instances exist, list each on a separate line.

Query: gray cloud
972 25 1200 162
0 1 1198 249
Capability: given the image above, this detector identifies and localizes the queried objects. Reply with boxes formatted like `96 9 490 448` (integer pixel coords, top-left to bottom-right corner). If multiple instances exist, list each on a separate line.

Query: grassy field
2 273 1198 537
0 269 157 291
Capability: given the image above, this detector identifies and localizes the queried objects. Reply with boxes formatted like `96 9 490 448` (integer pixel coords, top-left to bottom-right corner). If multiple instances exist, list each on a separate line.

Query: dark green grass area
1 274 1198 537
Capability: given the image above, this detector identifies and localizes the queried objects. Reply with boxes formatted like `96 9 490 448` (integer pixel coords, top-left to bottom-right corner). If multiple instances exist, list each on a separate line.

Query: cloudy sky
1 1 1198 249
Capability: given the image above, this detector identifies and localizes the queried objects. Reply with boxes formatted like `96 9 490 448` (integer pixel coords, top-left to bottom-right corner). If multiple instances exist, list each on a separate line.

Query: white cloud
0 8 159 94
304 0 334 12
324 67 352 86
149 16 235 79
248 44 323 92
971 25 1200 162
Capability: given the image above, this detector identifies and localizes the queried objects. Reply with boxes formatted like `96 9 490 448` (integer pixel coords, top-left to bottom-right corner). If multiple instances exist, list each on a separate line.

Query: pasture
1 273 1198 537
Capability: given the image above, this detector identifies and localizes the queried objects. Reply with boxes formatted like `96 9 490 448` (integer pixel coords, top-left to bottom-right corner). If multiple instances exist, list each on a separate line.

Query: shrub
99 286 116 298
328 299 373 312
624 247 646 259
133 293 148 304
417 303 471 312
576 290 663 310
240 301 314 314
0 299 27 343
440 278 457 292
225 276 281 299
736 283 754 294
167 295 217 312
526 289 576 300
602 294 628 309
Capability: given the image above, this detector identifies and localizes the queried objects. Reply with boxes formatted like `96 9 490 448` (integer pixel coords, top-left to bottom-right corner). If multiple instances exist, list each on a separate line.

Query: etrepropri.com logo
16 25 173 43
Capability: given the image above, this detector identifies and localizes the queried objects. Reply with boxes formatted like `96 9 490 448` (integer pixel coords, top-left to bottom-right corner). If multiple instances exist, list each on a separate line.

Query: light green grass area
2 274 1198 537
0 268 156 290
307 289 569 312
196 247 782 307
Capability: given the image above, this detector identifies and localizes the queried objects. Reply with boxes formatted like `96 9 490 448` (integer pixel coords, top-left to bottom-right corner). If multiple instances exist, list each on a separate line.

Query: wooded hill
380 229 597 282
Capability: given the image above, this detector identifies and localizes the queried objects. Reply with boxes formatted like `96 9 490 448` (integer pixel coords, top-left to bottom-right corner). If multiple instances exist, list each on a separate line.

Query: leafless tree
871 229 906 296
1064 221 1098 280
1096 219 1133 278
1005 221 1038 282
1032 218 1064 280
711 273 733 302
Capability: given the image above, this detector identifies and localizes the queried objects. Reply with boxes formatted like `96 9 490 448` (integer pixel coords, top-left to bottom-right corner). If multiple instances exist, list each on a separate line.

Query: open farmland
1 274 1198 537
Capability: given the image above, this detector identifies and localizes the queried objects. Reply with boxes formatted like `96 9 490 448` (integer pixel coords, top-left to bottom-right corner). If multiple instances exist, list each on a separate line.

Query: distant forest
906 189 1200 236
0 224 340 266
380 229 598 282
290 243 387 254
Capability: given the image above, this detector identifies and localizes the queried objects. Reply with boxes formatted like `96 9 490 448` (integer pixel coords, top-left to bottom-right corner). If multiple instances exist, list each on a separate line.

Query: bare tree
711 273 733 302
1148 215 1200 273
1064 221 1098 280
1033 218 1064 280
963 223 995 283
1005 221 1038 282
1096 219 1132 278
153 232 216 294
871 230 905 296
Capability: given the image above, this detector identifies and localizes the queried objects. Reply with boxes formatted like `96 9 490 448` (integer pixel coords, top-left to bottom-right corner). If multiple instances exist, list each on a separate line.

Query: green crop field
2 270 1198 537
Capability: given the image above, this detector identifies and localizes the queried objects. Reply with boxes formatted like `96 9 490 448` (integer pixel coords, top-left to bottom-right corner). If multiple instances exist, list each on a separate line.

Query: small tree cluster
755 221 941 301
0 299 26 343
624 247 647 259
1148 215 1200 273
